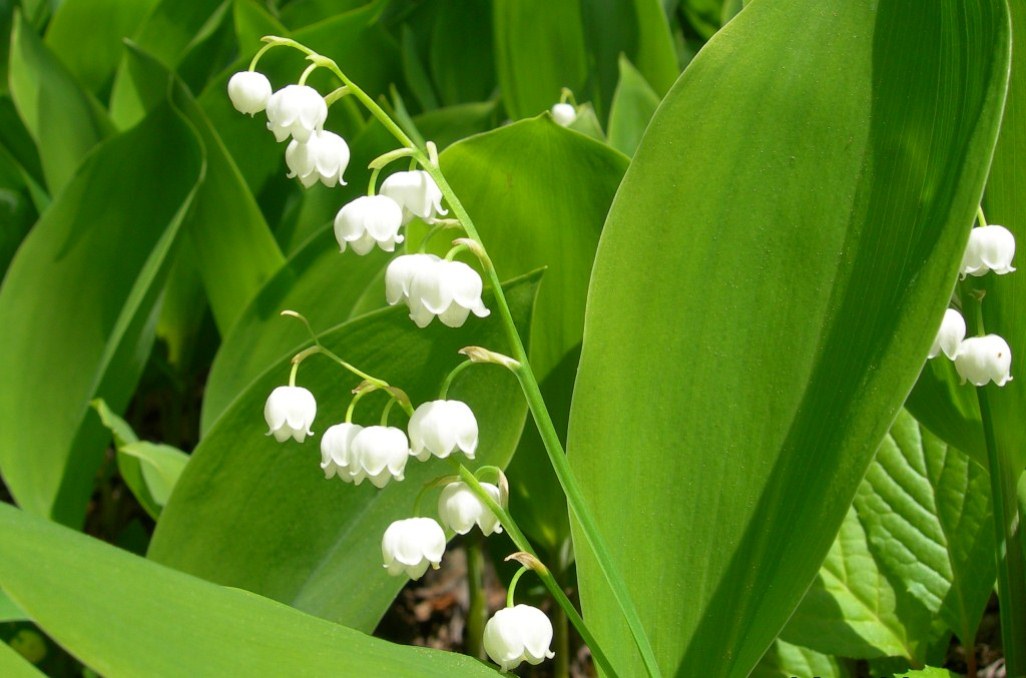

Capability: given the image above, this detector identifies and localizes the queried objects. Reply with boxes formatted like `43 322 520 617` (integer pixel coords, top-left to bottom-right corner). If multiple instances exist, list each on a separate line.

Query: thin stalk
266 38 661 677
465 535 487 660
455 464 619 678
553 604 570 678
977 387 1026 674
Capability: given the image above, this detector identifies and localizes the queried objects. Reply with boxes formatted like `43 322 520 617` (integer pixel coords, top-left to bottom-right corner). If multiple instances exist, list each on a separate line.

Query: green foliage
149 274 539 631
0 101 203 526
0 502 495 676
566 1 1009 675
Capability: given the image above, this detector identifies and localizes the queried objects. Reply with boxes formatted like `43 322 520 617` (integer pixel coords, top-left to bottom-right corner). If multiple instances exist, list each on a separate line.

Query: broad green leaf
93 399 188 517
580 0 678 117
200 228 390 432
782 507 930 661
0 502 496 677
897 669 960 678
415 101 498 151
0 143 37 275
566 2 1009 676
0 103 203 525
429 0 495 106
493 0 588 120
751 639 853 678
607 55 660 157
0 590 28 622
906 359 985 465
123 46 285 335
44 0 158 94
8 11 114 194
278 0 368 29
854 410 995 648
440 116 629 379
232 0 287 49
149 275 539 631
0 640 44 678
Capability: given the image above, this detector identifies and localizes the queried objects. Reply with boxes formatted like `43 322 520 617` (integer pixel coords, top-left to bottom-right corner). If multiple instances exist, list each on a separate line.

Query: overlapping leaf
0 502 495 677
566 1 1009 675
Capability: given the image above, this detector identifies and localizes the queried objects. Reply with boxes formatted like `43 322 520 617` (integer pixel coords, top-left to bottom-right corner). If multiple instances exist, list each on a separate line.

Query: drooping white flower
483 605 555 672
379 170 447 224
319 422 363 479
437 482 503 536
550 102 577 127
334 195 405 255
954 334 1013 387
408 400 478 461
228 71 272 115
285 130 350 188
265 84 328 143
346 425 410 488
264 386 317 443
960 225 1016 277
381 517 447 579
928 308 966 360
407 259 490 328
385 254 440 306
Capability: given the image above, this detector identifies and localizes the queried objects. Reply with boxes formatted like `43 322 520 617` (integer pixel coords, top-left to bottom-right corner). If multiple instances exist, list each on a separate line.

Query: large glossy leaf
43 0 158 94
149 275 539 631
8 11 114 194
440 116 629 378
122 46 285 335
565 1 1009 676
0 502 495 677
751 639 853 678
607 55 660 157
200 228 390 432
0 641 43 678
0 103 203 525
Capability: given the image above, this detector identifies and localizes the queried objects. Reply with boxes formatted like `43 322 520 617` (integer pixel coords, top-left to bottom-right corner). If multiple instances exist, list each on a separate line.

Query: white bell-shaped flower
960 225 1016 277
550 102 577 127
928 308 966 360
264 386 317 443
437 482 503 536
347 425 410 488
265 84 327 143
228 71 272 116
483 605 556 672
319 422 363 479
379 170 447 224
385 254 440 306
407 259 490 328
334 195 405 255
285 130 350 188
408 400 478 461
954 334 1013 387
381 517 447 579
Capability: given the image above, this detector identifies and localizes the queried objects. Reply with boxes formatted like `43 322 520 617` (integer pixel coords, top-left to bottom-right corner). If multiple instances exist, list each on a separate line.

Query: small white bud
263 386 317 443
381 517 446 579
483 605 556 672
954 334 1013 387
961 225 1016 277
265 85 328 143
334 195 404 255
928 308 966 360
408 400 478 461
437 482 503 536
550 102 576 127
379 170 447 224
228 71 272 116
285 130 350 188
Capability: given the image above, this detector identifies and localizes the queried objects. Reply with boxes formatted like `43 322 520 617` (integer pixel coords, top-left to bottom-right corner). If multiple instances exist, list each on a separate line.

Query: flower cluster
239 47 548 672
928 220 1016 387
228 66 489 328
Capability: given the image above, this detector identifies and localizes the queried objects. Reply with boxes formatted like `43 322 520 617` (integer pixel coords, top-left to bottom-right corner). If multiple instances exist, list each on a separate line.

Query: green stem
977 387 1026 673
266 38 660 676
977 205 988 227
292 344 389 390
455 464 618 678
466 535 488 660
507 566 530 608
554 603 570 678
439 359 474 399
